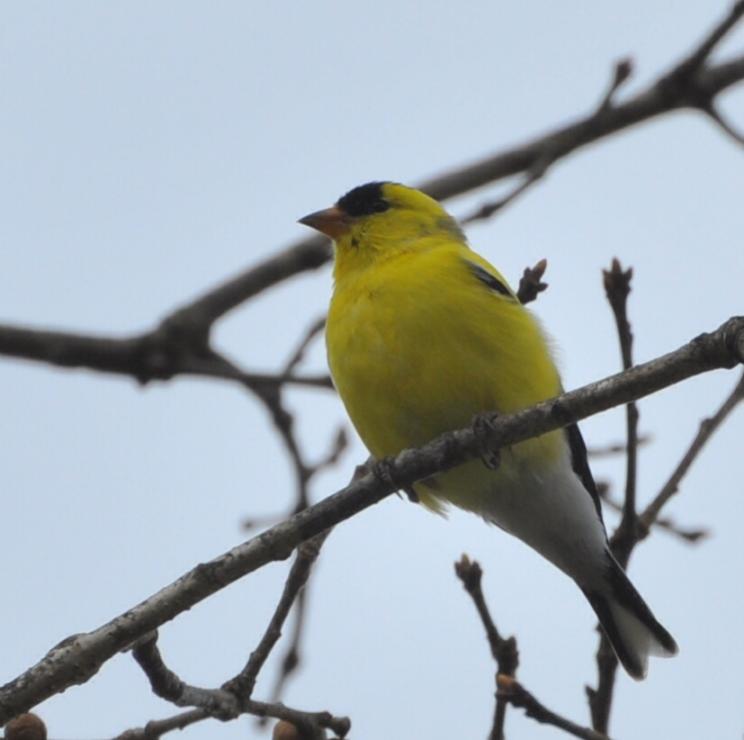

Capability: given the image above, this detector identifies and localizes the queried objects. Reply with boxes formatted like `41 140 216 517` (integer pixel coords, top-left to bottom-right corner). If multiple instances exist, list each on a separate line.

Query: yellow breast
326 243 564 512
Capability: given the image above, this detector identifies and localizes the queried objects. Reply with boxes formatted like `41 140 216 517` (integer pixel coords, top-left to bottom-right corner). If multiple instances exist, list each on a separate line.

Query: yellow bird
300 181 677 679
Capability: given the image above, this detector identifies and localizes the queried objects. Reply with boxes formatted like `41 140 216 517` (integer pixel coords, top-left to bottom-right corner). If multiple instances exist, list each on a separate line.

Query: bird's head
299 181 465 277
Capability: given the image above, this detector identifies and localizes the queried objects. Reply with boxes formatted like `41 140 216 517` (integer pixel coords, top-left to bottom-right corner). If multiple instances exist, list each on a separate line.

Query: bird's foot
372 456 402 491
472 412 501 470
354 457 418 502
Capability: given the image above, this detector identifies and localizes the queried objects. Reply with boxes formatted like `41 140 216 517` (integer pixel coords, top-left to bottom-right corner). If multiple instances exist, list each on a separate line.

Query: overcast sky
1 3 743 739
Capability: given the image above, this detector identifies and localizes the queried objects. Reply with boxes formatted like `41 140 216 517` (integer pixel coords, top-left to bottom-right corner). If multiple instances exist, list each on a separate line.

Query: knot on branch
692 316 744 369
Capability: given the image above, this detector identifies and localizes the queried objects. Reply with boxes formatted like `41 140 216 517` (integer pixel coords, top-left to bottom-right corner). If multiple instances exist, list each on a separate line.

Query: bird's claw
472 413 501 470
372 456 401 491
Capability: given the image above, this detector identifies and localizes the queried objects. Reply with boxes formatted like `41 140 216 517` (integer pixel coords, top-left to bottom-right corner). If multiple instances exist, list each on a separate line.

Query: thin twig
603 258 638 552
587 435 651 458
588 259 638 734
498 676 609 740
516 259 549 305
640 369 744 532
598 485 709 543
460 156 554 224
113 708 205 739
2 12 744 390
461 58 635 226
1 315 742 722
589 369 743 733
226 532 328 699
256 585 307 728
454 556 518 670
701 102 744 146
454 556 605 740
113 699 348 740
126 535 342 738
597 59 634 113
283 317 327 375
132 635 239 717
668 0 744 79
455 556 518 740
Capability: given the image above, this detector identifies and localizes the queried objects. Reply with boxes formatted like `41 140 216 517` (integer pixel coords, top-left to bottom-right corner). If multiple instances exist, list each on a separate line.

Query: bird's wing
464 259 518 301
564 422 604 522
465 253 604 523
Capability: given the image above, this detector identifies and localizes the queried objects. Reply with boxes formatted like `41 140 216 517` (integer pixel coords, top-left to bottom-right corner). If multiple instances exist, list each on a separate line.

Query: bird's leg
472 412 501 470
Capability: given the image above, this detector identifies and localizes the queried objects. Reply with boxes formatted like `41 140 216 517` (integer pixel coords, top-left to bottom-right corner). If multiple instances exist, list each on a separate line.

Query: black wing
564 422 604 522
466 261 516 300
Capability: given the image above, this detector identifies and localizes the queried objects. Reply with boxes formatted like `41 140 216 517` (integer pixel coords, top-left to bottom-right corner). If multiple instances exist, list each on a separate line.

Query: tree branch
588 260 638 732
225 533 328 699
603 258 639 560
455 556 607 740
640 369 744 531
1 315 740 723
498 676 609 740
598 484 709 544
125 533 341 739
0 322 332 390
2 7 744 390
455 556 518 740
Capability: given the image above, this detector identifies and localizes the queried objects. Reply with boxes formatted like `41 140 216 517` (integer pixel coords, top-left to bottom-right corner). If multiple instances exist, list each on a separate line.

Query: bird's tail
581 554 678 680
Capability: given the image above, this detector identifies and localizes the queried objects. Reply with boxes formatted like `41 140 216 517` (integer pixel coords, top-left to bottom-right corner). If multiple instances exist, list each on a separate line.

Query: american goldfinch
300 181 677 679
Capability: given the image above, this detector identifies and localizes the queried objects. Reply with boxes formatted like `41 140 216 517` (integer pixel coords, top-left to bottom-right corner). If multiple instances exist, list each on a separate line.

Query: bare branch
459 58 633 226
455 556 518 740
0 323 332 390
114 699 348 740
283 317 327 375
597 59 634 113
455 556 605 740
459 155 553 224
603 258 639 560
132 634 239 718
421 57 744 207
225 533 327 699
701 101 744 146
640 369 744 531
0 315 742 722
164 236 331 333
598 485 709 543
113 708 205 739
669 1 744 79
498 676 609 740
261 587 307 718
2 10 744 391
588 280 743 734
126 536 342 739
589 259 638 733
587 435 651 458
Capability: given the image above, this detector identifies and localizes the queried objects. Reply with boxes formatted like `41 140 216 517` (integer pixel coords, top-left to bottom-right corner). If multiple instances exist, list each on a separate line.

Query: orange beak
298 206 351 239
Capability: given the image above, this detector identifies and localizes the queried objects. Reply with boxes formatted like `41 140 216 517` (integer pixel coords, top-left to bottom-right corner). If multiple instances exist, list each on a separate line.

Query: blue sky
1 3 743 739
